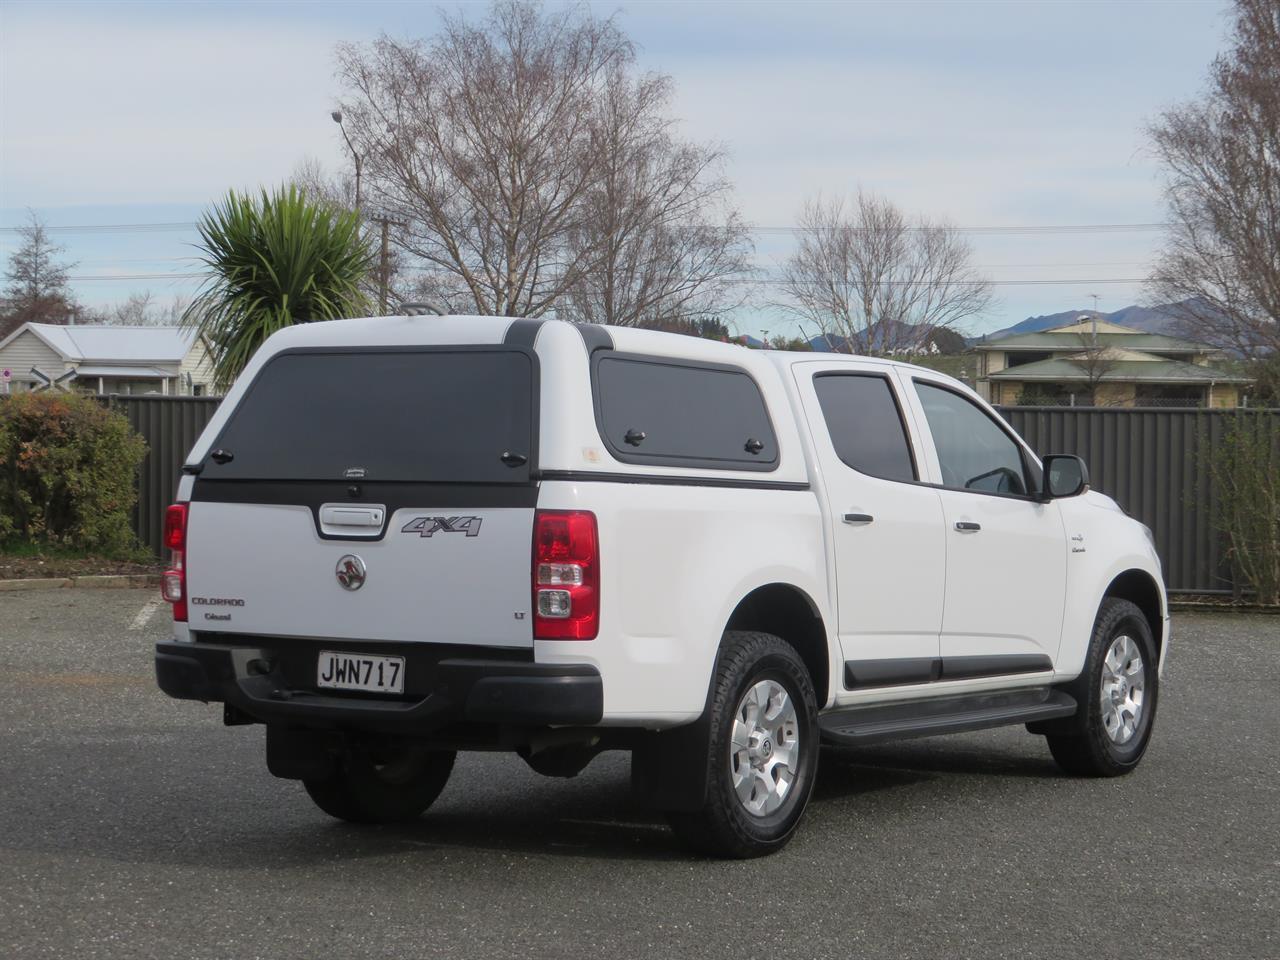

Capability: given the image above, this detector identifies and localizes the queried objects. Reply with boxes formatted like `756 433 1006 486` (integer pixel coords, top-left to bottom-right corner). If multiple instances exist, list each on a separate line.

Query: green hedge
0 393 148 554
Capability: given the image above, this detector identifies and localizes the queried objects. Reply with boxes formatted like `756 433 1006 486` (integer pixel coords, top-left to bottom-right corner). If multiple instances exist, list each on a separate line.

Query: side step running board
819 688 1077 746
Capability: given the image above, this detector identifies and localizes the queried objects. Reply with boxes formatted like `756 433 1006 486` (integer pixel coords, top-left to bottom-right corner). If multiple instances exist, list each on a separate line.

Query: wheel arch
1103 568 1165 655
632 581 832 814
723 582 832 708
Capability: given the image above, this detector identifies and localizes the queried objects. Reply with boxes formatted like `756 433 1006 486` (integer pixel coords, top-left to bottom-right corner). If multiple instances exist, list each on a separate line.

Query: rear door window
202 349 535 483
813 373 917 482
594 355 777 470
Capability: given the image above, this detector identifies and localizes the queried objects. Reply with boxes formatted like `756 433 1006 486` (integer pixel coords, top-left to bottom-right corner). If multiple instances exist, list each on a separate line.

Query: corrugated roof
975 331 1211 352
987 358 1251 384
25 324 196 363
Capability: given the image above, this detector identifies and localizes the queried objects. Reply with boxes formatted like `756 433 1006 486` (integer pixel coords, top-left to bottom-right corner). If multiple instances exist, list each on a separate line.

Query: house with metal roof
974 317 1251 408
0 322 215 396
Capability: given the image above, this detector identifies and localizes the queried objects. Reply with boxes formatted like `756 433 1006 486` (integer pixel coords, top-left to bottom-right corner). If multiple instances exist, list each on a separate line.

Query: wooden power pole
370 217 404 316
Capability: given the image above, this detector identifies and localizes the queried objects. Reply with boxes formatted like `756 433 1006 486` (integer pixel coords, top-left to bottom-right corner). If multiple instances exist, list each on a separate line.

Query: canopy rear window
202 349 535 483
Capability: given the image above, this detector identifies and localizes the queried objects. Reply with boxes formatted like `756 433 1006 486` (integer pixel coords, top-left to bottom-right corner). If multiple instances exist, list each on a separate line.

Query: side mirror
1041 454 1089 500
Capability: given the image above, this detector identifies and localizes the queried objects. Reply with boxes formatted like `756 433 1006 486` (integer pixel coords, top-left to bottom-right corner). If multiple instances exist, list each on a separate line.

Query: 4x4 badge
335 555 367 590
401 516 483 538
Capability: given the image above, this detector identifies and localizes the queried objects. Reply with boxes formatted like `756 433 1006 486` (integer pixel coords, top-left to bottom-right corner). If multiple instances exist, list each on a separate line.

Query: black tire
667 631 819 858
303 743 456 824
1045 598 1159 777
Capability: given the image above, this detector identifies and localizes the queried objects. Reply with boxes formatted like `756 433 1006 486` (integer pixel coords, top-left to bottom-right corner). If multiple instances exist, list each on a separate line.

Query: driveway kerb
0 574 160 592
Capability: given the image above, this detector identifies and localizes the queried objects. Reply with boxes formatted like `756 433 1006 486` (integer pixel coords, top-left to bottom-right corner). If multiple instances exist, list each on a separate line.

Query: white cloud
0 0 1232 333
1 6 353 206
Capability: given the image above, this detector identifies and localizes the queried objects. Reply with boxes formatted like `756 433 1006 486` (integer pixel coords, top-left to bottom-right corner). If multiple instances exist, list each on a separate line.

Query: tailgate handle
319 506 385 528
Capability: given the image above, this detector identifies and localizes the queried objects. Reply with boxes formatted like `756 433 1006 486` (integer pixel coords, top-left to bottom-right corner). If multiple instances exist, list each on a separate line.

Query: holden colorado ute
155 315 1168 858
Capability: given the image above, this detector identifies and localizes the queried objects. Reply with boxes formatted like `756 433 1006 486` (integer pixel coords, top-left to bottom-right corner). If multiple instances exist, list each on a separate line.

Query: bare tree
777 192 992 356
110 291 155 325
559 66 752 327
1066 320 1119 405
335 2 631 317
291 157 357 211
1148 0 1280 361
291 157 418 313
1 211 77 338
98 292 190 326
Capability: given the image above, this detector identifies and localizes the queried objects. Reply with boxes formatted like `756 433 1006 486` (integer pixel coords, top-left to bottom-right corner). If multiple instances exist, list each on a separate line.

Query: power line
0 220 1172 236
722 277 1153 287
67 254 1155 270
0 222 199 234
66 273 206 281
63 271 1152 286
753 223 1168 236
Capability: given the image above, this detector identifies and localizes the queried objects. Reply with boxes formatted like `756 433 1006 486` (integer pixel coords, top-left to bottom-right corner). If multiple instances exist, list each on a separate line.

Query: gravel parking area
0 589 1276 959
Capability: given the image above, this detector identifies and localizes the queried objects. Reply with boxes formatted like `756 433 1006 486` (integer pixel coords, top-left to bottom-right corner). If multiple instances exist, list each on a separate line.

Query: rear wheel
667 631 818 858
1045 598 1159 777
303 743 455 824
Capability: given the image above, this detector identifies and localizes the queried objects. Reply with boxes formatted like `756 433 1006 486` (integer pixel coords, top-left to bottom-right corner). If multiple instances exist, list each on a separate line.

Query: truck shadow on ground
3 730 1067 869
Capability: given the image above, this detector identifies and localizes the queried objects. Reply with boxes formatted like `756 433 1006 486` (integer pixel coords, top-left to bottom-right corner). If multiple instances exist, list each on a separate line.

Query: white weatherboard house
0 323 215 396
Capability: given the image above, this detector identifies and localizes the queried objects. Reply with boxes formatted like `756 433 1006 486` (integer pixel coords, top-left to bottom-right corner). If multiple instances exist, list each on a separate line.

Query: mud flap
265 726 340 781
630 713 713 812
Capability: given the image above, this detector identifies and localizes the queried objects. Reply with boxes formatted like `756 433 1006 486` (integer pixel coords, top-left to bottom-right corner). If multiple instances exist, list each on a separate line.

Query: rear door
184 347 538 648
794 362 946 689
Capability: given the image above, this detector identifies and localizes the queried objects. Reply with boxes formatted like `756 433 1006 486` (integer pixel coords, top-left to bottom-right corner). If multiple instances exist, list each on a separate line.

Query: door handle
843 513 874 525
319 506 385 527
954 521 982 532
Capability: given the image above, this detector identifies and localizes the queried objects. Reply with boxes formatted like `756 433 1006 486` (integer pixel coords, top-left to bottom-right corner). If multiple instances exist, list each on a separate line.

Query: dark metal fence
998 406 1279 596
100 396 222 556
68 397 1279 596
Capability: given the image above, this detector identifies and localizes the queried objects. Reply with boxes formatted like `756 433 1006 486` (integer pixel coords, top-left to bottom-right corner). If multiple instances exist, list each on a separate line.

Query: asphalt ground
0 589 1276 960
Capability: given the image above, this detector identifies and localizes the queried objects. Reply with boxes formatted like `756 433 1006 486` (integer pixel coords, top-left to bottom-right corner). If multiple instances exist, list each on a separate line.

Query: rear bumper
155 639 603 734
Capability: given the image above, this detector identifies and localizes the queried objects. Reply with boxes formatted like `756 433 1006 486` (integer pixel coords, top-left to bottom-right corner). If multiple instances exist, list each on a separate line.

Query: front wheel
667 631 819 858
304 742 456 824
1045 598 1159 777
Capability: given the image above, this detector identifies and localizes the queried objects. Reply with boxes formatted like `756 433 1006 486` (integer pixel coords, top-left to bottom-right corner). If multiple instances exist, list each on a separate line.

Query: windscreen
201 349 535 483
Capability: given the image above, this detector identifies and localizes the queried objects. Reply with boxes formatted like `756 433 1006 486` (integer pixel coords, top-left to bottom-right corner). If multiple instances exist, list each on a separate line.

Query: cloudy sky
0 0 1233 337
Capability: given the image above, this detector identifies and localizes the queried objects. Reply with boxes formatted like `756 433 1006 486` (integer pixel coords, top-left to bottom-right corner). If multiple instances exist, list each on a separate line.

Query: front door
795 362 945 691
906 376 1066 674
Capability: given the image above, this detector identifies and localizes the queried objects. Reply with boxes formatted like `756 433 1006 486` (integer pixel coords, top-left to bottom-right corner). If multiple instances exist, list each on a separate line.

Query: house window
193 385 206 397
1004 351 1053 368
1134 384 1206 408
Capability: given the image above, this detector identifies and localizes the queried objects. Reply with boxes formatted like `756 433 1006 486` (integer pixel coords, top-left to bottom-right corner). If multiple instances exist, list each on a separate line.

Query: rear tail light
161 503 188 622
533 510 598 640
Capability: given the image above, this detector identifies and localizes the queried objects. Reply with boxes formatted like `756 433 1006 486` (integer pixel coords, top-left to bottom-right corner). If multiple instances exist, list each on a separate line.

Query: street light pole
331 110 362 212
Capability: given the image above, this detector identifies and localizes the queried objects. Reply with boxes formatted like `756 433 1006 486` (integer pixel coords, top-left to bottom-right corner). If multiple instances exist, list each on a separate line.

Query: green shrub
0 393 147 554
1210 412 1280 605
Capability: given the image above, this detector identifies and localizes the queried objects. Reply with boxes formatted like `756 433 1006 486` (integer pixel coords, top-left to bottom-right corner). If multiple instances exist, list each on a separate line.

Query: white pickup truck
155 315 1168 857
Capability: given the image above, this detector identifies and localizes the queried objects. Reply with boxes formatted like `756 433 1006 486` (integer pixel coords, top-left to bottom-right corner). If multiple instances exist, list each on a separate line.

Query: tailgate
183 347 538 648
185 499 534 646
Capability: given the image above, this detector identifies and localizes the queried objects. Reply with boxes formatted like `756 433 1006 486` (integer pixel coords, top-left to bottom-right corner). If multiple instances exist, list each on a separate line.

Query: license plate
317 651 405 694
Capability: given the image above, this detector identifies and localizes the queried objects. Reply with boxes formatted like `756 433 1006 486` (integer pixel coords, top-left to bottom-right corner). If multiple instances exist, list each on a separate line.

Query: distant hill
804 323 966 355
977 300 1199 342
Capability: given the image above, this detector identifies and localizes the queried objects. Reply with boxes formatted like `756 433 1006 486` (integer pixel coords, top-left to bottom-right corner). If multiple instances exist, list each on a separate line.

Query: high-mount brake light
533 511 599 640
161 503 188 622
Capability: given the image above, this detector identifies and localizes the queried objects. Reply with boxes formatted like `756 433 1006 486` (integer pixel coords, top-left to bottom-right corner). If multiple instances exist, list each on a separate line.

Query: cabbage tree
185 186 373 391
